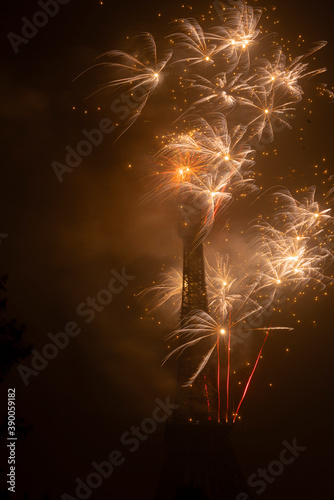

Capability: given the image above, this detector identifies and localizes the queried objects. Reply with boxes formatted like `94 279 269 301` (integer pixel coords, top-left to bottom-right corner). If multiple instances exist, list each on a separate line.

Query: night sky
1 1 334 499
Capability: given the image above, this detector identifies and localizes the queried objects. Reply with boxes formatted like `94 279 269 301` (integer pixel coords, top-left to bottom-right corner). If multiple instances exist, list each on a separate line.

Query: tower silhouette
175 216 217 424
154 203 252 499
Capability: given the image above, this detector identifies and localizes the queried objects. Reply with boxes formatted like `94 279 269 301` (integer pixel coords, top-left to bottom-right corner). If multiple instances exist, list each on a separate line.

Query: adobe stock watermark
52 84 150 183
17 268 135 386
61 397 179 500
7 0 71 54
236 438 307 499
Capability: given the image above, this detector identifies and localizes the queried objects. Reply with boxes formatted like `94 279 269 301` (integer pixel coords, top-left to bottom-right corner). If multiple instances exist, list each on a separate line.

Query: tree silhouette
0 275 35 498
0 275 32 381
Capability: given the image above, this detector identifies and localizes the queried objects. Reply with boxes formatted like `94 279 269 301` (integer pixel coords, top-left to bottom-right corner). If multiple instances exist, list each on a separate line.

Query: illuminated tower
174 214 218 424
154 205 252 499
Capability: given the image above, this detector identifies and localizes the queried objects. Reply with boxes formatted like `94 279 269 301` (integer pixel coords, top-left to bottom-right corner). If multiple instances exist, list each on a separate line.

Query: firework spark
168 18 218 66
76 33 172 138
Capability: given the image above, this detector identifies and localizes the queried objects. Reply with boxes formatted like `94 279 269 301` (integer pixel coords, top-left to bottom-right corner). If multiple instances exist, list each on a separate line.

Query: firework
207 1 262 72
154 114 256 243
85 0 332 422
183 72 256 115
250 188 334 294
168 18 218 66
254 43 327 95
138 268 183 312
75 33 172 137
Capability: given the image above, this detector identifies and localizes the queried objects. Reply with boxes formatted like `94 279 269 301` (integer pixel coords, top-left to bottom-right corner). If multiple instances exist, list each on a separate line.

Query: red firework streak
233 326 271 424
226 311 232 423
203 373 212 421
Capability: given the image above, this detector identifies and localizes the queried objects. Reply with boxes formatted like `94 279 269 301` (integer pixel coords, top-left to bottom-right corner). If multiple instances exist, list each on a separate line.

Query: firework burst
83 0 332 423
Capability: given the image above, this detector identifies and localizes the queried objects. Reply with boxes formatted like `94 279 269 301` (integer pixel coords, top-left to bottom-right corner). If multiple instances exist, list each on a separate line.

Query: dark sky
1 1 334 499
